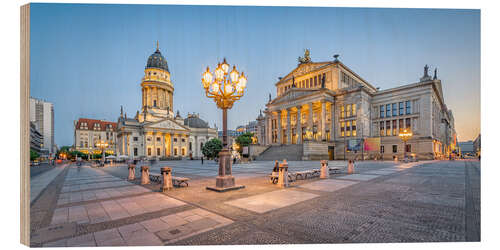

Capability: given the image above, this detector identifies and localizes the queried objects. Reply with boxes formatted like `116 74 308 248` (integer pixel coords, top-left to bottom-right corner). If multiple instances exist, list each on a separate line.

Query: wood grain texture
20 3 30 246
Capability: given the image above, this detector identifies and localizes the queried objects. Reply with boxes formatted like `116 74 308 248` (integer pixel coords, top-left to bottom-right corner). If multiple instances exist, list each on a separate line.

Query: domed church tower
140 41 174 121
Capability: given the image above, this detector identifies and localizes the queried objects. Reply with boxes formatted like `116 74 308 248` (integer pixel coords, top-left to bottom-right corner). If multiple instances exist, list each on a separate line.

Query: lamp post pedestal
207 149 245 192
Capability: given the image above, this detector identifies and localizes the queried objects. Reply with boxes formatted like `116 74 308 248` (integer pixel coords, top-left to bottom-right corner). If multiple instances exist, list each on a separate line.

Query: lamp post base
206 149 245 192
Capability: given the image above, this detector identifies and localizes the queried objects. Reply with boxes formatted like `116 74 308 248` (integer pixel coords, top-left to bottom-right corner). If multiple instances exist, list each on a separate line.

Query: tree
235 132 254 153
202 138 223 159
30 149 39 161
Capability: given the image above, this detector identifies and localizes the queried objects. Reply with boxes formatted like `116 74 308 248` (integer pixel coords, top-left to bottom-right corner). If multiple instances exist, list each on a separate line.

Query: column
321 101 326 141
308 102 314 139
297 106 302 144
265 115 271 145
277 110 282 144
194 136 198 157
286 108 292 144
142 88 145 107
330 102 335 141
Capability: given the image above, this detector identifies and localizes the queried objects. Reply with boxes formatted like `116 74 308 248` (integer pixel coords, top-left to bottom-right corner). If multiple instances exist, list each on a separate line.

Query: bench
269 172 296 184
295 170 315 180
328 167 341 174
149 174 190 187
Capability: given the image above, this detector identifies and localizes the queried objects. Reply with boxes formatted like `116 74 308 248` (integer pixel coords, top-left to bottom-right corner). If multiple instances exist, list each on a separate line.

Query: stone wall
302 141 329 160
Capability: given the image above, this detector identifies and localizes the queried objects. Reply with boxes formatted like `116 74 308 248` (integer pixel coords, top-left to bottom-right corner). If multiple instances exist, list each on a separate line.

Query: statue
268 93 272 103
424 64 429 77
292 76 296 88
333 54 340 62
321 74 326 88
433 68 438 80
298 49 312 64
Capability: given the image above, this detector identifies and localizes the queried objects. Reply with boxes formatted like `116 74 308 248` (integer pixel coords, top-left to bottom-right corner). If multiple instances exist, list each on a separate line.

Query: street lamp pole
399 128 413 162
202 58 247 192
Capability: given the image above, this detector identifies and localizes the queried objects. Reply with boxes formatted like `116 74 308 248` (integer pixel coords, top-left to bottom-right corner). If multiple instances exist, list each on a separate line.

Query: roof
184 114 209 128
76 118 117 131
146 47 169 72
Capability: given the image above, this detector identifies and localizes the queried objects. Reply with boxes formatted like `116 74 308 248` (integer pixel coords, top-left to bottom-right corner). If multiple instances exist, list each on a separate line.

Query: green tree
30 149 39 161
202 138 223 159
235 132 254 152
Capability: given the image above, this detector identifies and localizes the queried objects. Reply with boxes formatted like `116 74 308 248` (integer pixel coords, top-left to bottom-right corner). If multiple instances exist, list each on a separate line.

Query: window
399 119 404 133
189 142 192 150
174 148 178 156
380 105 385 118
392 103 397 116
405 144 411 153
182 138 186 142
392 145 398 153
314 76 318 86
157 148 160 155
133 137 138 141
386 104 391 117
392 120 397 135
406 101 411 114
399 102 404 115
182 148 186 156
380 121 384 136
346 121 351 137
147 137 152 142
148 148 152 156
352 120 357 136
341 122 345 137
346 104 351 117
386 121 391 136
380 145 385 153
80 141 83 147
341 106 345 118
134 148 137 156
157 137 161 142
352 103 357 116
406 118 411 129
174 138 177 142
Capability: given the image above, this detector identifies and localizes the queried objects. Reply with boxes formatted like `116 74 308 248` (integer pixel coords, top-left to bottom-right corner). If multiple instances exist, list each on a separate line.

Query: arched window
153 100 157 107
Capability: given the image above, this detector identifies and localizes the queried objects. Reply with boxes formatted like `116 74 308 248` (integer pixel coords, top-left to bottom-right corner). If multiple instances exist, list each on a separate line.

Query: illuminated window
392 120 397 135
399 119 404 134
352 120 357 136
346 121 351 136
148 148 152 156
352 103 357 116
386 121 391 136
157 148 160 155
340 106 345 118
380 121 384 136
340 122 345 137
346 104 351 117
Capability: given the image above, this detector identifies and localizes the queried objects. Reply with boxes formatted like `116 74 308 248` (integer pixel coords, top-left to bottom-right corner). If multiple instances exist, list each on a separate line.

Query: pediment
269 89 318 105
281 62 332 82
145 118 189 131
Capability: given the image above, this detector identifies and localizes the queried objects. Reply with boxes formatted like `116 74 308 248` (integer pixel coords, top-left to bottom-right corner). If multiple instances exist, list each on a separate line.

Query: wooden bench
173 177 190 187
328 167 341 174
295 170 315 180
149 174 190 187
269 172 296 184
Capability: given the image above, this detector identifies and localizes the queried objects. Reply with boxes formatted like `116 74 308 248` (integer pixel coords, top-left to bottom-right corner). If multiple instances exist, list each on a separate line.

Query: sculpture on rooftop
298 49 312 64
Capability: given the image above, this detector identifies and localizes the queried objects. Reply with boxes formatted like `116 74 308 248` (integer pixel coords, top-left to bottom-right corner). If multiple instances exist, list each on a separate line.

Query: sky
29 3 480 147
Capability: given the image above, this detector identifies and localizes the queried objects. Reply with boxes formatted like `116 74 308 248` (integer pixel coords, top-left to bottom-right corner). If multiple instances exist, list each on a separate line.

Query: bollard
277 159 289 188
128 164 136 180
141 166 150 185
347 160 355 174
320 160 329 179
161 167 173 192
393 156 398 163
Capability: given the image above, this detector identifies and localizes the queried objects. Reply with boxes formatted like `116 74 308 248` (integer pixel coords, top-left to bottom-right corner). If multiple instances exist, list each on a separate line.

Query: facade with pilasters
263 51 456 160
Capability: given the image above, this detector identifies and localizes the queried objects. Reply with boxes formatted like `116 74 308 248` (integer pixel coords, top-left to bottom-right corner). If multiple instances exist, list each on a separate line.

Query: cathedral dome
146 44 169 72
184 114 209 128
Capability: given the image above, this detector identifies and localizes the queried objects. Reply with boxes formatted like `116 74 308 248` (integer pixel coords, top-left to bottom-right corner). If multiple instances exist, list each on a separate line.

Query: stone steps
255 144 303 161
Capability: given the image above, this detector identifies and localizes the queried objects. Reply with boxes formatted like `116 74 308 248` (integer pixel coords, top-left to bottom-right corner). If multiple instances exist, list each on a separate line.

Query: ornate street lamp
95 140 109 166
399 128 413 161
202 58 247 192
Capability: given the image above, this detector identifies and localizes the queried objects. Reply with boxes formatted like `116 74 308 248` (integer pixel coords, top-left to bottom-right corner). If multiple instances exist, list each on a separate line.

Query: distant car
30 160 39 166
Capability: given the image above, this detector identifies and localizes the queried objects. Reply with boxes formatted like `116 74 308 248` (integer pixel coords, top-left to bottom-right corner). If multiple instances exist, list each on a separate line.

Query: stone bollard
347 160 355 174
141 166 150 185
128 164 136 180
277 159 289 188
320 160 329 179
161 167 173 192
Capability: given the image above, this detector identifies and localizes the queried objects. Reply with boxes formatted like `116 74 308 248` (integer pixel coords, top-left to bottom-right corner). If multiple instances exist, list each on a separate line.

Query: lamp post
202 58 247 192
399 128 413 162
96 140 109 166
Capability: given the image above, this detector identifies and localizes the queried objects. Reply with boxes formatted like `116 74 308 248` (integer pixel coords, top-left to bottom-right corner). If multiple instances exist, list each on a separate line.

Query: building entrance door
328 146 334 160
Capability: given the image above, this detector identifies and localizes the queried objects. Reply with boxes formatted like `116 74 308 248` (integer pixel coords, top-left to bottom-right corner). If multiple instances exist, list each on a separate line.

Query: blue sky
29 3 480 146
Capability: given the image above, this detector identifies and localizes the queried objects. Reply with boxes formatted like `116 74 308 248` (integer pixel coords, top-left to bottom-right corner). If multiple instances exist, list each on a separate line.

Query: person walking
201 156 204 165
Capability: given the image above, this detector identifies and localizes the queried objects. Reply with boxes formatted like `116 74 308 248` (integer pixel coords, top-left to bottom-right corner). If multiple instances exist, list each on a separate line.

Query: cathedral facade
262 50 456 160
116 44 217 159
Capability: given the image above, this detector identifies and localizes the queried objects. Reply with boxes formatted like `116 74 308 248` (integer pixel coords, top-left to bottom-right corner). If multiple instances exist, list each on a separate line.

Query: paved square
225 190 319 213
300 179 358 192
336 174 381 181
364 169 400 175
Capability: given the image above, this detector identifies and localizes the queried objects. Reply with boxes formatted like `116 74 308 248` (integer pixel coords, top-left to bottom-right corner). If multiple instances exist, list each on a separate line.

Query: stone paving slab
225 190 320 214
336 174 381 181
364 168 400 175
44 208 233 246
299 179 358 192
30 164 67 203
51 193 186 225
57 185 150 205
